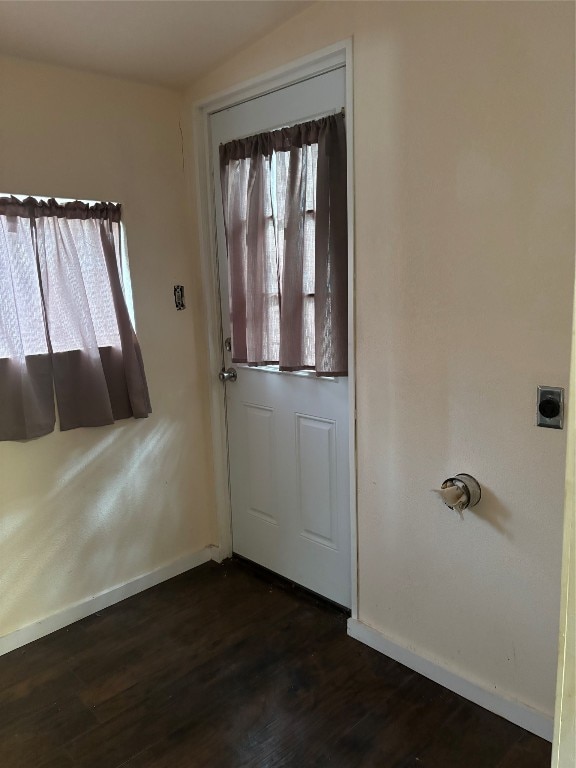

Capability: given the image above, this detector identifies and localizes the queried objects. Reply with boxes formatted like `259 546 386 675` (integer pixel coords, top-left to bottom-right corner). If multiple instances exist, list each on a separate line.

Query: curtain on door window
219 112 347 376
0 196 151 441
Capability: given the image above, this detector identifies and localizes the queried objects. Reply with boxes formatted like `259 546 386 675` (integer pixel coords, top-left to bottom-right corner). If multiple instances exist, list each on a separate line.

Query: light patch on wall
0 417 186 637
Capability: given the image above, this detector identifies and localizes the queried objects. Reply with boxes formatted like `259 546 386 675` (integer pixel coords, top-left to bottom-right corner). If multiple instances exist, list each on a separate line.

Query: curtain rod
219 107 345 147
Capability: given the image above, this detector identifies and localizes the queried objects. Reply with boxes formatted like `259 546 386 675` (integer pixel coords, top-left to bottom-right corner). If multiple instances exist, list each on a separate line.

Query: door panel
211 67 351 607
245 404 276 524
297 414 337 547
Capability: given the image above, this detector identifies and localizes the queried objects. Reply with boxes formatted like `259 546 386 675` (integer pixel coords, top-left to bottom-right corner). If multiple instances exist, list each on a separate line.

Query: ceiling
0 1 313 89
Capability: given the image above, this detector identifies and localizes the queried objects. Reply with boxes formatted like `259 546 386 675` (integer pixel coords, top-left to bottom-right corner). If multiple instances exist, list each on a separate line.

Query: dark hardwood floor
0 559 551 767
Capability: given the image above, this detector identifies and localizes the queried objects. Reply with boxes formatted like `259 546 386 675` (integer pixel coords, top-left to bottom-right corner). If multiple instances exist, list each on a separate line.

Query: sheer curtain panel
0 196 151 441
219 112 348 376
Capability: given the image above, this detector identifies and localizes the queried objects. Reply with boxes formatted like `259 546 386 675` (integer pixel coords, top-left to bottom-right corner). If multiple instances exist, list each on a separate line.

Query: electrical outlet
174 285 185 310
536 386 564 429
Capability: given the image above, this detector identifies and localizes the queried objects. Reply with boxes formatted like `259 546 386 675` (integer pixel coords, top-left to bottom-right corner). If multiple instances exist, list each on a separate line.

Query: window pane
38 217 121 353
0 216 48 357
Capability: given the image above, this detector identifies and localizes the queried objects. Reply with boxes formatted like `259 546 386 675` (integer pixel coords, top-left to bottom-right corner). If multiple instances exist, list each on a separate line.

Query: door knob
219 367 237 383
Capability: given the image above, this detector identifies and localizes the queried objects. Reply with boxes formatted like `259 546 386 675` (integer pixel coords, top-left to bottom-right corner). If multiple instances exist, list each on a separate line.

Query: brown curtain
0 196 151 441
219 112 348 376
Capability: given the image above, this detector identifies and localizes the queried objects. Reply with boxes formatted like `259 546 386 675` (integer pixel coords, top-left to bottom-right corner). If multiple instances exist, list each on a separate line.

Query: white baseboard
210 544 226 563
347 618 553 742
0 545 219 658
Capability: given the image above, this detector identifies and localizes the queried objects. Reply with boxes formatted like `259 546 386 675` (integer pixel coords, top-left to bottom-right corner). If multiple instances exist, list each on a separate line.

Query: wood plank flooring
0 559 552 767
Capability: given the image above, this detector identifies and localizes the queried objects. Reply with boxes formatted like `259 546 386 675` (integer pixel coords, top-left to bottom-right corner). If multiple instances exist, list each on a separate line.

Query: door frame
192 40 358 618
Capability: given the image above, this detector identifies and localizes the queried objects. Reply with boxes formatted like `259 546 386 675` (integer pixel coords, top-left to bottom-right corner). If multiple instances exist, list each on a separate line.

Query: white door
210 68 351 607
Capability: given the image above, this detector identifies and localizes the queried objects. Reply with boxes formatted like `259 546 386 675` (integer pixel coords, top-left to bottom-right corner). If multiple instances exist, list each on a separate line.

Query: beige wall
187 1 575 718
0 56 217 638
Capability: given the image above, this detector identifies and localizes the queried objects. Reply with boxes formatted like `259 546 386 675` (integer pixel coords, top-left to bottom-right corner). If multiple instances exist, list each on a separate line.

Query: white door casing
192 41 357 615
210 67 351 607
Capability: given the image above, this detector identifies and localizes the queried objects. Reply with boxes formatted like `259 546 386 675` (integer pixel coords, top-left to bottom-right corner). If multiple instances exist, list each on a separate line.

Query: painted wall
0 56 217 638
186 1 575 719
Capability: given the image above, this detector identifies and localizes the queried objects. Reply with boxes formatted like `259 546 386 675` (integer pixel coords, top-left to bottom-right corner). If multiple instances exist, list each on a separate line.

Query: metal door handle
219 367 237 383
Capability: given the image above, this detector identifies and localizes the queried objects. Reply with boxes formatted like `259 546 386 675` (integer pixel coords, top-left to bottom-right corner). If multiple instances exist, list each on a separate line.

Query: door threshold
231 553 351 616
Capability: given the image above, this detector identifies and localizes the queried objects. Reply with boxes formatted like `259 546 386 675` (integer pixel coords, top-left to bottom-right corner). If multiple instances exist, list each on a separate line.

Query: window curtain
219 112 348 376
0 196 151 441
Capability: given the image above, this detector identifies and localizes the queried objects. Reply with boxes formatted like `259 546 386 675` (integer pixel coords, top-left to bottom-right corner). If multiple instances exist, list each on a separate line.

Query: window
0 194 151 441
219 113 348 376
224 144 318 368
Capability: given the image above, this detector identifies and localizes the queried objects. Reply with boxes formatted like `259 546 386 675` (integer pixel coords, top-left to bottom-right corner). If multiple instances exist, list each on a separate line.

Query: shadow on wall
468 485 513 539
0 416 196 637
